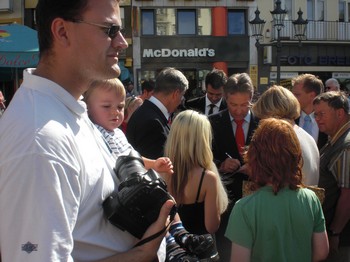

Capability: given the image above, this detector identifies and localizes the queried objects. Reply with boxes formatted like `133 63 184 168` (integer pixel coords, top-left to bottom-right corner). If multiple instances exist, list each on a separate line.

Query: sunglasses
72 20 125 39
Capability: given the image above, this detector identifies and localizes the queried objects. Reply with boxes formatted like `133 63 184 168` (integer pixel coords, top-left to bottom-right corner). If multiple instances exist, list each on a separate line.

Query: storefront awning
0 23 39 68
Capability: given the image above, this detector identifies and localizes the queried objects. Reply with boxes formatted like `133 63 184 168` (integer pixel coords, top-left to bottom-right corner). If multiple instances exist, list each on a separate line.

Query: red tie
234 119 245 154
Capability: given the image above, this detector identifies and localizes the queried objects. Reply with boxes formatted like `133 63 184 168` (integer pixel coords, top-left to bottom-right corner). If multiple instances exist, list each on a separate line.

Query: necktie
234 119 245 154
303 115 312 135
208 104 216 115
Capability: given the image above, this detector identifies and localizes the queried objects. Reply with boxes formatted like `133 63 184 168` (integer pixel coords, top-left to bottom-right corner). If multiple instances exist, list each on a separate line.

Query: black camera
103 150 175 239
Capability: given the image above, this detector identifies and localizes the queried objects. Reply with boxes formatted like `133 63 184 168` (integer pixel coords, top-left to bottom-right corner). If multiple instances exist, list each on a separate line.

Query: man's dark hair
141 80 155 93
205 69 227 90
35 0 89 56
313 91 350 114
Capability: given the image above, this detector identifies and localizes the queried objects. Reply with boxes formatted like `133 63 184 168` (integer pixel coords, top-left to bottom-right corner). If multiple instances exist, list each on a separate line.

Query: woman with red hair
225 118 329 262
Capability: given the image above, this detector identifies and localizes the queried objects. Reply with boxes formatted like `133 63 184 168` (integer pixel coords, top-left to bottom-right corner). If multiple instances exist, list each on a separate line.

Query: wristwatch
327 229 340 237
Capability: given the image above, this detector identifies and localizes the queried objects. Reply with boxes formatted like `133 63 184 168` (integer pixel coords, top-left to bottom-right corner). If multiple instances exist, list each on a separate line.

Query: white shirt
300 111 319 143
205 95 223 115
0 69 138 262
294 125 320 186
149 95 170 120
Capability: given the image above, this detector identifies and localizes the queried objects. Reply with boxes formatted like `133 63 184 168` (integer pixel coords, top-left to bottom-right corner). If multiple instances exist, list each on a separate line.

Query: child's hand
154 157 173 175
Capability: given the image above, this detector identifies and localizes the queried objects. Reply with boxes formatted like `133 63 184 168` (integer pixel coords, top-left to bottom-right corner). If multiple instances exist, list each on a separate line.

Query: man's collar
149 96 170 120
205 95 222 107
329 120 350 145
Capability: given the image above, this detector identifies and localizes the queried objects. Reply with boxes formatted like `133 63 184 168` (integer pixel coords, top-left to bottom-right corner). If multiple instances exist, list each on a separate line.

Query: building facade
130 0 254 98
2 0 350 96
253 0 350 92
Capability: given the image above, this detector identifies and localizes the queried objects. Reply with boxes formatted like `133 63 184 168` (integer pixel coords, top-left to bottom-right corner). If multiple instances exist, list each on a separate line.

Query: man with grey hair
325 78 340 92
314 91 350 261
127 67 188 159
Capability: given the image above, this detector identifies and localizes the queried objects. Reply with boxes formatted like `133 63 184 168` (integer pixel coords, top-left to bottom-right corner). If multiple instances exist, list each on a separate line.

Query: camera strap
134 205 177 247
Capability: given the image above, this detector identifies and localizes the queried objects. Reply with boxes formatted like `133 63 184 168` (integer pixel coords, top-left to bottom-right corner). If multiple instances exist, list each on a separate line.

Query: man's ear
51 18 71 47
336 108 346 119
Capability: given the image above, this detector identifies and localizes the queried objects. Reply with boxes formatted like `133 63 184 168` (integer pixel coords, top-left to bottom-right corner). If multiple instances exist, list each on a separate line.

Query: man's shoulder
208 109 229 127
185 96 205 106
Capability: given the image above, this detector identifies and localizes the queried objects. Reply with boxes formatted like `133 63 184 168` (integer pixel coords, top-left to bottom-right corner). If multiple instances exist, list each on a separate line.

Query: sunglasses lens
109 25 121 38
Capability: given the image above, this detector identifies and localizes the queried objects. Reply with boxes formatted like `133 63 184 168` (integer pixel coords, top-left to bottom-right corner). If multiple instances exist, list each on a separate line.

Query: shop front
138 35 249 99
257 43 350 93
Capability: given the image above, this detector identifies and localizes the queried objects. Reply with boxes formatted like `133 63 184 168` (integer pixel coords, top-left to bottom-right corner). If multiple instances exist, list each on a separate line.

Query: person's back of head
154 67 188 95
164 110 213 200
292 73 324 95
325 78 340 92
140 79 155 100
141 80 155 93
205 69 228 90
36 0 89 57
252 85 300 120
245 118 303 194
224 72 254 99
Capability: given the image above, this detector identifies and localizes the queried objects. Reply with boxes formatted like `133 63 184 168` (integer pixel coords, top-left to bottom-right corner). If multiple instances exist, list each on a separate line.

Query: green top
225 186 326 262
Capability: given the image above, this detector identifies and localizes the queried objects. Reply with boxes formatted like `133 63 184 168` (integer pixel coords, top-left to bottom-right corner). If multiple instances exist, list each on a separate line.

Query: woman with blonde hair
164 110 228 235
252 85 320 186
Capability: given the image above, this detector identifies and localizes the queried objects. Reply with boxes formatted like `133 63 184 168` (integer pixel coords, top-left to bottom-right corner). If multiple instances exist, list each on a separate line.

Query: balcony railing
270 20 350 42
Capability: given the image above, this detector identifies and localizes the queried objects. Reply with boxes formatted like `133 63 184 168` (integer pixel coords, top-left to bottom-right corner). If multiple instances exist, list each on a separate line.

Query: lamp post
249 0 308 85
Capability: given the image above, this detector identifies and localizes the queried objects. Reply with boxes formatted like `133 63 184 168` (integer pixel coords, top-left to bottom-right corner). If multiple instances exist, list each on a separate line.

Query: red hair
244 118 303 194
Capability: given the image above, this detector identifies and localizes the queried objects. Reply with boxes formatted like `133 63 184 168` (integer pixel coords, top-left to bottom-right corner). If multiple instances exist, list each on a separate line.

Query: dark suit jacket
295 117 328 150
209 109 259 166
209 109 259 262
126 100 170 159
184 95 227 115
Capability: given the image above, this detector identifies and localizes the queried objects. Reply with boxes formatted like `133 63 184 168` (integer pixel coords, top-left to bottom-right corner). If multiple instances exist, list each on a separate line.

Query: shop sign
332 72 350 78
143 48 215 58
287 55 350 66
141 36 249 63
0 53 39 67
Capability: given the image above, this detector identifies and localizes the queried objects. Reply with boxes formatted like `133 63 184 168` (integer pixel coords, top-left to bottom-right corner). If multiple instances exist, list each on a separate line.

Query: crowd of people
0 0 350 261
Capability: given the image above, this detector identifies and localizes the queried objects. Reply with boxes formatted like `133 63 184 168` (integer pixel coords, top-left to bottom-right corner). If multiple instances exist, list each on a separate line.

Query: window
177 10 196 35
280 0 293 20
156 8 176 35
141 10 154 35
339 0 345 22
198 8 211 35
228 10 246 35
307 0 324 21
141 8 211 36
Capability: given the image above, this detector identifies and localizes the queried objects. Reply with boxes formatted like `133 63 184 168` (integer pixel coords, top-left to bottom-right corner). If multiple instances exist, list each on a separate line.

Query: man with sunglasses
0 0 175 261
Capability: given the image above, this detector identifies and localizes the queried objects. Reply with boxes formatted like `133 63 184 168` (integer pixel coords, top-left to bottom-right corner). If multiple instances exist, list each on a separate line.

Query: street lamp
249 0 308 85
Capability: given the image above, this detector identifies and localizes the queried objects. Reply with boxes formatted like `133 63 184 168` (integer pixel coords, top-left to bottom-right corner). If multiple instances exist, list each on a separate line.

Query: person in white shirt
0 0 175 261
292 73 328 149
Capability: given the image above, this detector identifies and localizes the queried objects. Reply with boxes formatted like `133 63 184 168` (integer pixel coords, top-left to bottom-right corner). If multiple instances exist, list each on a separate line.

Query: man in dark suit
292 73 328 149
185 69 227 115
127 68 218 261
126 67 188 159
209 72 259 262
